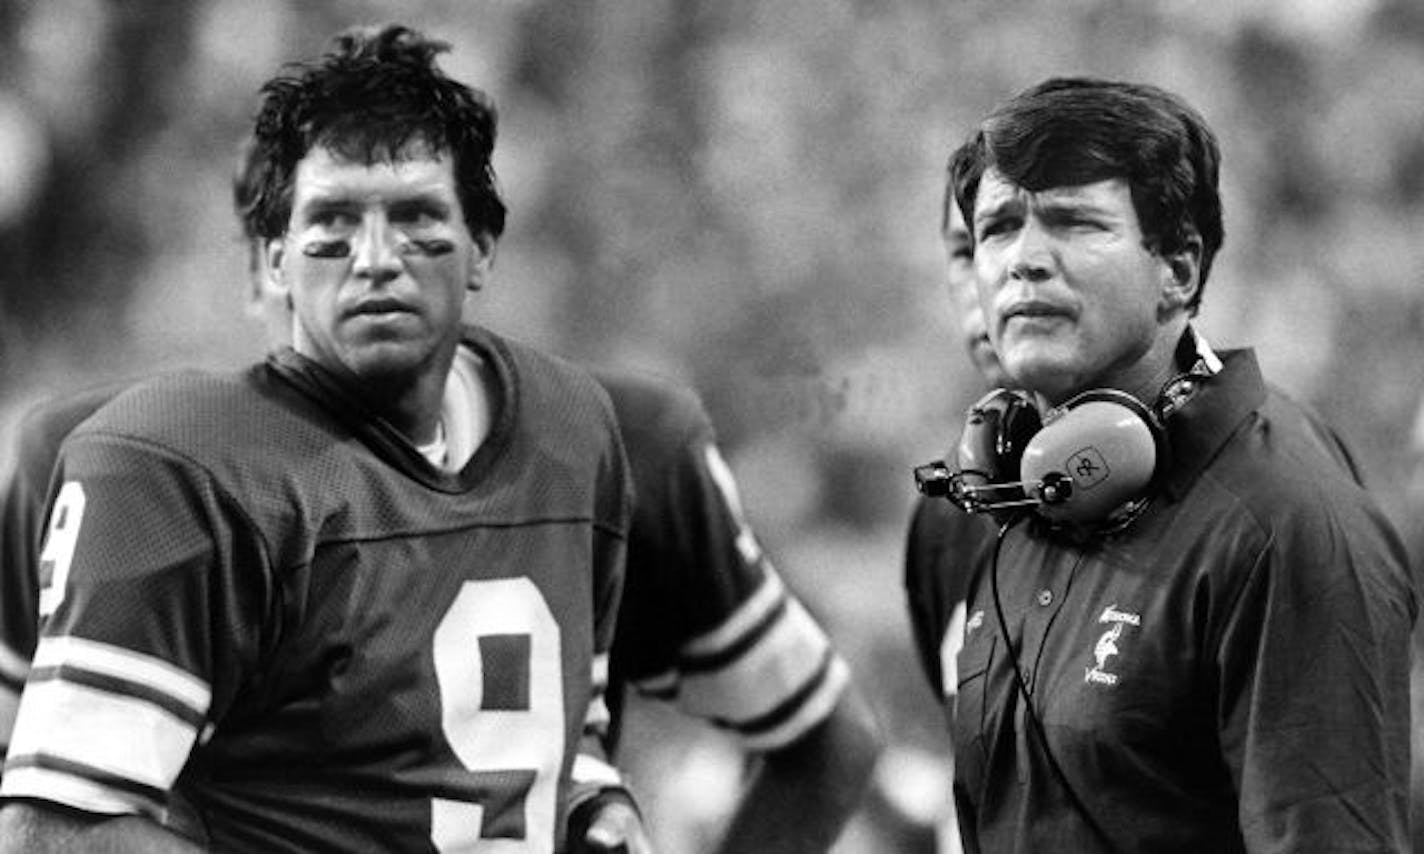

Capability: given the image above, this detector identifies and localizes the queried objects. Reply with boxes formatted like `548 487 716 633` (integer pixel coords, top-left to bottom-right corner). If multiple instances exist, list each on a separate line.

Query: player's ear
265 238 292 304
242 239 268 315
466 231 496 292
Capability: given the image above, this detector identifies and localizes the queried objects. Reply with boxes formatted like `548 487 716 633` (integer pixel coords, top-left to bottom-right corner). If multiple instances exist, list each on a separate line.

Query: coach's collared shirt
950 349 1414 854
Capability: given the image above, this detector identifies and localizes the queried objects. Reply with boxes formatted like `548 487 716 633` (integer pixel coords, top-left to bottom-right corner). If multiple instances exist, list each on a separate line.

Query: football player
0 25 645 853
0 257 880 854
0 37 880 854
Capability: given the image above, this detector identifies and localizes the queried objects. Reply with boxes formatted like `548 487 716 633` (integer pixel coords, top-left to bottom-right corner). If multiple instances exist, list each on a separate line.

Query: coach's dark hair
948 77 1223 312
940 161 960 237
248 24 505 241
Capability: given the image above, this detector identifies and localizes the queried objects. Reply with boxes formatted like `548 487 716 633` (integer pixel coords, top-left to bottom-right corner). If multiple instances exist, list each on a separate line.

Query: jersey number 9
432 578 565 852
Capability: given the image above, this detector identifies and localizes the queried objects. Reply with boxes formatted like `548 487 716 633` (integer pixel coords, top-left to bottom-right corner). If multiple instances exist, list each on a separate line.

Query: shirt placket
1011 538 1084 783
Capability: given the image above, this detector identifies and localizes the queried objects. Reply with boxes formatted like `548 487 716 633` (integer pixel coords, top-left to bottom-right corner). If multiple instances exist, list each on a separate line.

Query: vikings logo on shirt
1084 604 1140 686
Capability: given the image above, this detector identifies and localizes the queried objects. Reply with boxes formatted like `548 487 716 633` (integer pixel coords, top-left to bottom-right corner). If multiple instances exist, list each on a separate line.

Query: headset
915 327 1223 531
913 359 1216 535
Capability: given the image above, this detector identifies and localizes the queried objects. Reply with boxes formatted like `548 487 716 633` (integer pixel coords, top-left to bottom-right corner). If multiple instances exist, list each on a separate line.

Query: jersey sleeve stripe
591 652 609 691
939 601 968 698
679 571 785 659
583 653 612 735
4 677 201 805
679 595 788 675
29 664 206 728
0 641 26 755
0 763 166 818
671 597 835 722
32 635 211 713
0 686 17 755
731 654 850 752
0 642 30 687
570 753 623 788
717 647 835 734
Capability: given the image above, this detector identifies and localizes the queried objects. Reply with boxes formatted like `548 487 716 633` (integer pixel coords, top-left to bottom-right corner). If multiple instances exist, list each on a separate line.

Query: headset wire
989 515 1118 853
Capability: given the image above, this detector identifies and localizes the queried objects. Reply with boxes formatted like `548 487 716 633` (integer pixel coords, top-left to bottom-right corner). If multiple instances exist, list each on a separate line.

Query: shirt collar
1159 346 1267 502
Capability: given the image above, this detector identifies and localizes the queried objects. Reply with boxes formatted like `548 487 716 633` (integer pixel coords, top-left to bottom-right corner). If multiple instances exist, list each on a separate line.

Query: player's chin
341 337 440 383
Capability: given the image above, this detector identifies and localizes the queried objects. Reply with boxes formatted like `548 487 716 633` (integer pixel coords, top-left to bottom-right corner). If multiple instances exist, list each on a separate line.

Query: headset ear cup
1020 391 1162 525
954 389 1042 488
997 393 1043 469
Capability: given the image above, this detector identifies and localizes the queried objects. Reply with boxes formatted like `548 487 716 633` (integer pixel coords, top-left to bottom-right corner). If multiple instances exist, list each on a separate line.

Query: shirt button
1036 589 1053 607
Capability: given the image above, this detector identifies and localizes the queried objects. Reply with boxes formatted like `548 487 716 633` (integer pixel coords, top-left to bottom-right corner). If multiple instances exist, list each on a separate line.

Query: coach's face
268 143 492 387
970 167 1194 405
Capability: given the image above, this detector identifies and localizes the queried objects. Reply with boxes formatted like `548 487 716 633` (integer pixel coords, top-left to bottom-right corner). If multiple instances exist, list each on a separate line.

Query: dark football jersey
2 327 629 854
2 367 847 781
594 370 847 753
1 384 126 743
902 494 998 705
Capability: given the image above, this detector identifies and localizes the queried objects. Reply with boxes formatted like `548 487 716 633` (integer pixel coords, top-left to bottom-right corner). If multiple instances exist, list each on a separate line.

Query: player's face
942 202 1007 388
270 144 491 385
970 168 1178 404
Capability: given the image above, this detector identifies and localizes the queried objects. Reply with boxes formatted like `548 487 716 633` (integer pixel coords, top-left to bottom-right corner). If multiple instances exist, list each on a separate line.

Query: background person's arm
0 802 205 854
713 683 881 854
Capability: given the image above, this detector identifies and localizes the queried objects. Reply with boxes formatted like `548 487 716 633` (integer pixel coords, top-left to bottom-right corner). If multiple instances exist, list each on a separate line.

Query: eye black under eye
303 240 351 258
407 238 455 256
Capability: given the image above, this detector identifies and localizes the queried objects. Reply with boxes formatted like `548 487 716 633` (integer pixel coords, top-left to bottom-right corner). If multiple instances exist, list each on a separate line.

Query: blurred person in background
940 191 1010 392
0 50 882 854
0 24 648 853
918 77 1413 852
598 366 884 854
900 170 1012 854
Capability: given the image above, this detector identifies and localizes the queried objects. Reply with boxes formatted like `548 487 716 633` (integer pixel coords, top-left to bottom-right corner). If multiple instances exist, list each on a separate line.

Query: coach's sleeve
1213 499 1414 852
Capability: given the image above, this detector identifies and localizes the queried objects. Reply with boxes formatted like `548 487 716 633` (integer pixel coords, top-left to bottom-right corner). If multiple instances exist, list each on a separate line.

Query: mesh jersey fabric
594 368 848 754
3 326 630 853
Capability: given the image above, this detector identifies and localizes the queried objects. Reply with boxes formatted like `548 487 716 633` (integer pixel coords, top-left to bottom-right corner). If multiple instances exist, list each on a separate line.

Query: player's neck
364 359 454 448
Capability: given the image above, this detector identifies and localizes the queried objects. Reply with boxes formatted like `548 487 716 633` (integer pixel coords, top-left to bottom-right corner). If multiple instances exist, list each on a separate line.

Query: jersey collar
265 324 518 493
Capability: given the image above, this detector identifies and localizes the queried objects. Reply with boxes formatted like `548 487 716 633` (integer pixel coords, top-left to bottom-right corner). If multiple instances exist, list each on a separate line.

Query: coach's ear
1157 231 1201 318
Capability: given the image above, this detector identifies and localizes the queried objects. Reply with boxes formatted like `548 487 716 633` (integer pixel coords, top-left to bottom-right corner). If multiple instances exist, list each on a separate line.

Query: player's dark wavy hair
233 136 262 240
246 24 505 241
948 77 1224 312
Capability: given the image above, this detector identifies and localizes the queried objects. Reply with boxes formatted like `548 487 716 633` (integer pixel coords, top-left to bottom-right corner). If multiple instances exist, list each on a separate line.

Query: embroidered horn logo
1094 623 1122 670
1085 622 1125 686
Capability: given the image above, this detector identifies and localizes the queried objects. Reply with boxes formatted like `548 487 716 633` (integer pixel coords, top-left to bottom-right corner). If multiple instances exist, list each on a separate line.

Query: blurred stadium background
2 1 1424 851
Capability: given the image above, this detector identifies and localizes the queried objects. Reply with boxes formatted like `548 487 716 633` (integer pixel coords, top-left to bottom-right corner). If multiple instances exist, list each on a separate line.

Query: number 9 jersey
2 327 631 853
